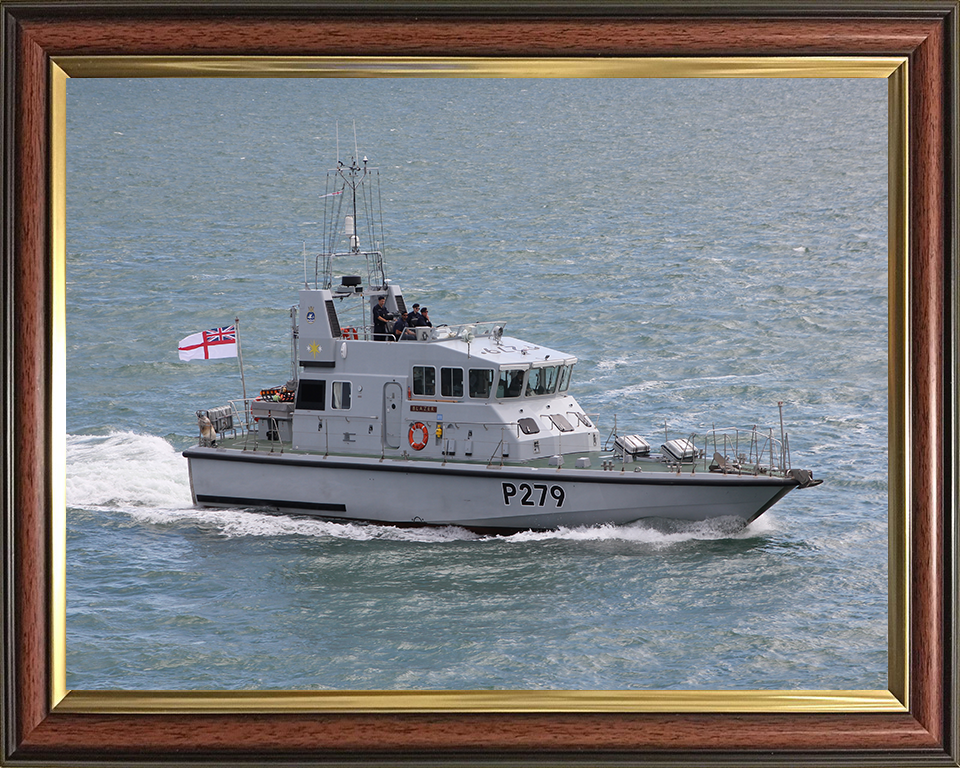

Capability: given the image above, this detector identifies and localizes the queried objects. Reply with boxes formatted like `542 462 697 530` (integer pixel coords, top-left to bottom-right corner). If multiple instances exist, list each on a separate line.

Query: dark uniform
372 298 391 341
393 313 415 341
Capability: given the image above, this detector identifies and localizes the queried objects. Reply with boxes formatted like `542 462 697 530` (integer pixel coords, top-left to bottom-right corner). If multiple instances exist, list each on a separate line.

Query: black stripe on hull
195 494 347 514
194 495 607 536
194 497 537 535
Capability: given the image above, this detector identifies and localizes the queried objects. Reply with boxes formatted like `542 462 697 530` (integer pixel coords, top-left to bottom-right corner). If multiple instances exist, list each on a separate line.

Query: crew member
393 311 416 341
408 303 422 327
372 295 391 341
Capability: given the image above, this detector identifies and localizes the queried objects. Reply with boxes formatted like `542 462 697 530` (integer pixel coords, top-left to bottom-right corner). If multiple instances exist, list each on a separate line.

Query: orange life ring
340 326 359 339
408 422 429 451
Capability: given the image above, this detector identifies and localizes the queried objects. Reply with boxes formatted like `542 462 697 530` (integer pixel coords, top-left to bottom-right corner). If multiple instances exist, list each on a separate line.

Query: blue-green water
65 77 888 690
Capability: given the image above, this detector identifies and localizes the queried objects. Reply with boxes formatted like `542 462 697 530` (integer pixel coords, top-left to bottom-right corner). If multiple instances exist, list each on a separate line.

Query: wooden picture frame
2 2 957 765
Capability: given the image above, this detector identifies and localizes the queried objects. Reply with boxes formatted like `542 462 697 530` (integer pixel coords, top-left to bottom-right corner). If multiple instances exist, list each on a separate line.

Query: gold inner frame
49 56 909 715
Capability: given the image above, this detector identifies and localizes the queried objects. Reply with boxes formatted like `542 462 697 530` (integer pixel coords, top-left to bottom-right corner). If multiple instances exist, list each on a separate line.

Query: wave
499 513 776 546
67 431 193 511
148 509 773 547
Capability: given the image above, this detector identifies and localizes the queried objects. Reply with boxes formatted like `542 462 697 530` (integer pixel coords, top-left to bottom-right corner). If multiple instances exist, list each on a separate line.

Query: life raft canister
408 422 429 451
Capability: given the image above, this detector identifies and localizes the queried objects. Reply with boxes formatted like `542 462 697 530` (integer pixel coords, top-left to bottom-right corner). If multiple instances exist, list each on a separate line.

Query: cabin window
331 381 352 409
469 369 494 398
571 411 593 428
518 417 540 435
441 367 464 398
295 379 326 410
412 366 436 396
558 364 573 392
496 369 525 399
547 413 575 432
525 365 560 397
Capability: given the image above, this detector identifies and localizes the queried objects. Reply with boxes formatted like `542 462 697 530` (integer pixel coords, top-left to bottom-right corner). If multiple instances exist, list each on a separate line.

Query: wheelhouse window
525 365 560 397
295 379 326 410
413 366 436 396
558 364 573 392
469 369 494 399
496 369 525 399
440 367 464 398
331 381 352 409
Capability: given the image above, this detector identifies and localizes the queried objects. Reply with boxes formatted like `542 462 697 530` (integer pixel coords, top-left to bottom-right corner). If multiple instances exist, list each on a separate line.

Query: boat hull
183 447 798 533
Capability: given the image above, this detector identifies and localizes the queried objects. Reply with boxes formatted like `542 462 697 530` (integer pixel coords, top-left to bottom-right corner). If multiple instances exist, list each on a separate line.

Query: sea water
65 77 888 690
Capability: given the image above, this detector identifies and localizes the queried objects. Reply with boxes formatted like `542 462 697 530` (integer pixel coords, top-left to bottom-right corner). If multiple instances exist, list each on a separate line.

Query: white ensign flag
177 325 238 361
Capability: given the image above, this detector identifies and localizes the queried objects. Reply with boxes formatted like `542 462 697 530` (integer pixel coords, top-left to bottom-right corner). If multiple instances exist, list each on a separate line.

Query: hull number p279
502 482 566 508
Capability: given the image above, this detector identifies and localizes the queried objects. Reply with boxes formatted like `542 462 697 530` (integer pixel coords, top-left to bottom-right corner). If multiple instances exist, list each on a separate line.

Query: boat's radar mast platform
317 154 387 293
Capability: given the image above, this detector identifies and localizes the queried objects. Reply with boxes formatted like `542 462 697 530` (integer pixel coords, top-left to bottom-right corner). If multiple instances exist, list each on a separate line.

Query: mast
319 147 386 292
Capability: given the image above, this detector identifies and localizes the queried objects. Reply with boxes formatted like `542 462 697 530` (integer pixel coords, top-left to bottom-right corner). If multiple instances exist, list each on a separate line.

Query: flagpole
235 316 247 403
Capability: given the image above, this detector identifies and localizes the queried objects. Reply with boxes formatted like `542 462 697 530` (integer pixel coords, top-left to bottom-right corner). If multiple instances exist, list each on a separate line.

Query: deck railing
687 426 791 477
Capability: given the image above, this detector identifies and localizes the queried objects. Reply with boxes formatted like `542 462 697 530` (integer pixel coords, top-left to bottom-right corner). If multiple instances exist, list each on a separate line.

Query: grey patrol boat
183 153 822 533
